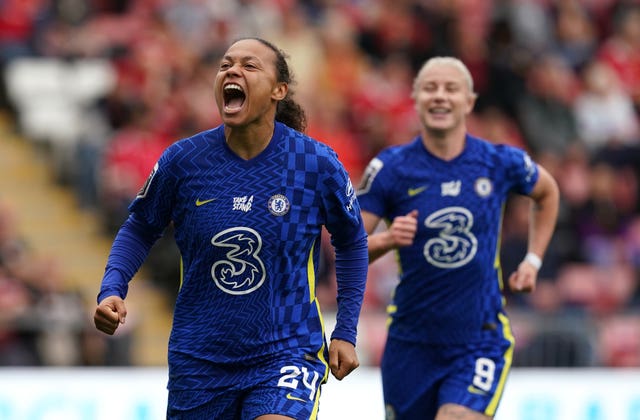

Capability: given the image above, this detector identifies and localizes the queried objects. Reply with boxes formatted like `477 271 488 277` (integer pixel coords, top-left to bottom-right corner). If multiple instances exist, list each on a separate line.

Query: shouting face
214 39 288 128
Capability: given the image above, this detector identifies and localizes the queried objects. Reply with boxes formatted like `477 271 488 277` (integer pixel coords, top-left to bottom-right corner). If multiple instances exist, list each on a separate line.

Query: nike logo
286 393 307 403
407 186 428 197
195 198 217 206
467 385 488 395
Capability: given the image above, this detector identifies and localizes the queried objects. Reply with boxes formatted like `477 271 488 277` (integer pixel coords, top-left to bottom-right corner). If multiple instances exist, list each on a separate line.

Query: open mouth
429 107 450 115
223 83 246 112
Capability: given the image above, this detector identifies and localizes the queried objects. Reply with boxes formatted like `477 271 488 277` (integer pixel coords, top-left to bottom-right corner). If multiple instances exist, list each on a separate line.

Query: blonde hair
413 56 477 97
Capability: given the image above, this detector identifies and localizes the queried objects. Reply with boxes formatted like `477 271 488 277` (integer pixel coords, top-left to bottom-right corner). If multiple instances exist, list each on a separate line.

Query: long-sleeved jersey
98 121 368 397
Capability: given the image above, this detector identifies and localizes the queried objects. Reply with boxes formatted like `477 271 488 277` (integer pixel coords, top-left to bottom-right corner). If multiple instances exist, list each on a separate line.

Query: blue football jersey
357 134 538 344
127 122 366 392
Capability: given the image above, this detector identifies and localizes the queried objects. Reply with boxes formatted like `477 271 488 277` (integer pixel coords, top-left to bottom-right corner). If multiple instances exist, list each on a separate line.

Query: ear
272 82 288 101
465 92 477 115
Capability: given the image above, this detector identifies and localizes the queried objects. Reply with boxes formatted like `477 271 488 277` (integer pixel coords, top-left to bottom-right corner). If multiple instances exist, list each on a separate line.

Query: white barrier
0 367 639 419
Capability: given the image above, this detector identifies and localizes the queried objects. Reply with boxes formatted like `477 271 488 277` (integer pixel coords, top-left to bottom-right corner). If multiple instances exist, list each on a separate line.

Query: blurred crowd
0 200 132 366
1 0 639 368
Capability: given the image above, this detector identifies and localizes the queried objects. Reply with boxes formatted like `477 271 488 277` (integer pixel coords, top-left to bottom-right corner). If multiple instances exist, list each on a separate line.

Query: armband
524 252 542 270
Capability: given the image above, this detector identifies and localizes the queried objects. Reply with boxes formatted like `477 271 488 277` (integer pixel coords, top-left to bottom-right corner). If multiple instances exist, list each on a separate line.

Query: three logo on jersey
405 178 494 269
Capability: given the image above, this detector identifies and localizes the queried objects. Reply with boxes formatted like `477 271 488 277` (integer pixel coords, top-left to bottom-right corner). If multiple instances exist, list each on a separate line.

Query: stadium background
0 0 639 418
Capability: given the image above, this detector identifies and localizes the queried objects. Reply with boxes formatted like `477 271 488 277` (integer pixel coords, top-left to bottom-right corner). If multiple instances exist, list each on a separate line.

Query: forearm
528 200 557 258
97 213 162 302
330 235 368 346
527 170 560 260
367 231 394 263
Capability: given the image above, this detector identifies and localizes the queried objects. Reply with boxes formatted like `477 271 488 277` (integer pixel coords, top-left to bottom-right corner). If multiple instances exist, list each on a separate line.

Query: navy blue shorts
381 316 514 420
167 352 329 420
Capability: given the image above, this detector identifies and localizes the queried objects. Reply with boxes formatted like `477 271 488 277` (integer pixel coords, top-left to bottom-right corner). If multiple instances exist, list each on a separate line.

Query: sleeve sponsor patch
136 162 159 198
357 157 383 195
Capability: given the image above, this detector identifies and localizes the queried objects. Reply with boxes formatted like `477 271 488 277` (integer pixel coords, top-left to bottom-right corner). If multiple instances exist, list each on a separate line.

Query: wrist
524 252 542 270
381 230 396 251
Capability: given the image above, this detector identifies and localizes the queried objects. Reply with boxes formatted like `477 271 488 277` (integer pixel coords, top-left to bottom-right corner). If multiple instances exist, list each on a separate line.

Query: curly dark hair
236 37 308 133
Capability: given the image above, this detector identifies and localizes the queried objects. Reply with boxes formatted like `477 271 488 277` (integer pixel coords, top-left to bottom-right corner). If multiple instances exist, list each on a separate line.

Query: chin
425 125 451 136
221 114 245 127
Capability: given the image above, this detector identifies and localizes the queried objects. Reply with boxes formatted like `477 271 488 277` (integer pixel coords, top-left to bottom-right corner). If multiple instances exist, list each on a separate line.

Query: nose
432 86 447 99
225 62 242 76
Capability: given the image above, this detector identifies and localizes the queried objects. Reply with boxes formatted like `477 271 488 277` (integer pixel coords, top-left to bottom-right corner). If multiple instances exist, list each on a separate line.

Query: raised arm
362 210 419 263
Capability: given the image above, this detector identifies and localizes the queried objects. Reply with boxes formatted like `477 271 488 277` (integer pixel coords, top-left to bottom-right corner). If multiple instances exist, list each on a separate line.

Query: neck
225 122 275 160
421 125 467 161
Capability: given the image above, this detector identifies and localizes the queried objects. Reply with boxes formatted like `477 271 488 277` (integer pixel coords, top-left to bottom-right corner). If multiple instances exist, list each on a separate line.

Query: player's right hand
94 296 127 335
388 210 419 248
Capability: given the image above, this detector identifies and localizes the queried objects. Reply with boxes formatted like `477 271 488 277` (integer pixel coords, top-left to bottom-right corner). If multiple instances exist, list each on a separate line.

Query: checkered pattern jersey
129 121 365 391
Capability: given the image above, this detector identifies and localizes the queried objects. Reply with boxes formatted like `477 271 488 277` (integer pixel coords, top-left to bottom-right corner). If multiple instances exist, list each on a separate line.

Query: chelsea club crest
474 177 493 198
268 194 290 216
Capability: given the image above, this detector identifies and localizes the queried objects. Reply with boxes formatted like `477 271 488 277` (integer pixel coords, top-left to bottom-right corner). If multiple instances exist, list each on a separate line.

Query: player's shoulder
466 134 528 164
376 137 422 165
171 126 222 152
358 138 423 185
279 123 347 175
281 122 337 156
159 126 222 161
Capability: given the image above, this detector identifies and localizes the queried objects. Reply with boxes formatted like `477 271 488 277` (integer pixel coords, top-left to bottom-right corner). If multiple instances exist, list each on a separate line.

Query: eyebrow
423 80 462 85
222 54 260 62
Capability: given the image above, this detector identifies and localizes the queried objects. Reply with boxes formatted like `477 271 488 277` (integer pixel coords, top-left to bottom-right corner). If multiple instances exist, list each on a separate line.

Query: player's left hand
508 260 537 293
328 339 359 380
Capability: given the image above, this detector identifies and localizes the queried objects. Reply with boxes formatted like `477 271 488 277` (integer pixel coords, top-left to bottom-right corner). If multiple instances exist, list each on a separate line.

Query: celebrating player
94 38 368 420
357 57 560 420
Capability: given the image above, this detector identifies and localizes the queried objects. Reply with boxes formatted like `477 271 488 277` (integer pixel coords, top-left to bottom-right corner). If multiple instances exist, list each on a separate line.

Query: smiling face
214 39 287 128
412 58 476 138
